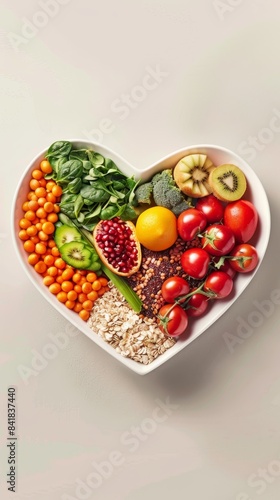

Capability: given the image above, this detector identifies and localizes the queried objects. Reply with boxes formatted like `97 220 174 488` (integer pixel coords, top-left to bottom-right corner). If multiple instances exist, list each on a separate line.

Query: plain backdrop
1 1 280 499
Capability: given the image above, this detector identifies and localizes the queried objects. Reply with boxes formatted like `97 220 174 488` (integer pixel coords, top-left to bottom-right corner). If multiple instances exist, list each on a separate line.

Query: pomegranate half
93 217 142 277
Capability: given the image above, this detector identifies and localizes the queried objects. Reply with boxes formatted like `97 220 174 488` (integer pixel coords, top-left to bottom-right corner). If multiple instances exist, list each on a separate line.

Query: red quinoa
127 236 203 318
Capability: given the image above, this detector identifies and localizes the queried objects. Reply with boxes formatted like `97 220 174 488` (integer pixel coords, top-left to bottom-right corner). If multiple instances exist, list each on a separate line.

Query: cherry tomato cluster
158 195 259 337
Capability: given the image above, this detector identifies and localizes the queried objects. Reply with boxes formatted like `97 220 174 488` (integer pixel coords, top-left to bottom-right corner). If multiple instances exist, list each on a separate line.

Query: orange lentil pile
18 159 109 321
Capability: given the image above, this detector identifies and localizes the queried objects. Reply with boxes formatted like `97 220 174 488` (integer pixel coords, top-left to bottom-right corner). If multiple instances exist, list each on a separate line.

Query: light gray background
1 1 280 499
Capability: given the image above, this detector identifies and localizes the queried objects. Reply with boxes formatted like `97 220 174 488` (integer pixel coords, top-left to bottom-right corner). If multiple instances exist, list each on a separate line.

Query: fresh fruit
173 153 216 198
55 224 101 272
181 248 211 279
209 164 247 202
212 257 236 279
195 195 224 223
229 244 259 273
224 200 258 243
202 224 235 256
135 206 177 251
54 225 82 248
177 208 207 241
60 241 93 270
203 271 233 299
186 292 209 317
158 304 188 337
94 217 141 277
161 277 190 303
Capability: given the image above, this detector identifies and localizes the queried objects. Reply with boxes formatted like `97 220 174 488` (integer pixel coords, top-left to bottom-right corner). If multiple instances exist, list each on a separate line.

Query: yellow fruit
135 207 178 251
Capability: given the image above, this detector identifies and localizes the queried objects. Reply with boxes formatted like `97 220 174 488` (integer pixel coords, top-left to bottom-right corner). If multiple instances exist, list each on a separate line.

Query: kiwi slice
54 225 82 249
209 164 247 202
60 241 92 269
173 154 216 198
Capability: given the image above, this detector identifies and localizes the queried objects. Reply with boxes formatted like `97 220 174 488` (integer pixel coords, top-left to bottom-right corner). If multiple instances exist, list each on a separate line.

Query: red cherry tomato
196 195 224 224
229 244 259 273
187 292 209 317
158 304 188 337
177 208 207 241
161 276 190 303
202 224 235 256
203 271 233 299
181 248 211 279
212 257 236 279
224 200 258 243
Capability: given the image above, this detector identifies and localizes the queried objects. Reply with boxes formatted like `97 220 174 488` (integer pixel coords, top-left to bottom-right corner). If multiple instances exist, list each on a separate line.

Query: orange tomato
52 185 63 197
61 281 73 293
43 276 55 286
82 282 92 294
25 210 36 221
43 202 54 213
65 300 75 310
23 240 35 253
18 230 29 241
73 303 83 313
57 291 67 303
35 187 47 198
26 225 38 237
79 309 90 321
40 160 52 174
92 280 101 291
67 290 77 301
54 258 66 270
19 218 31 229
34 261 47 274
28 253 40 266
86 272 97 283
49 283 61 295
29 179 40 191
32 169 43 180
61 268 74 280
47 266 58 277
35 242 47 255
42 222 55 235
87 290 98 302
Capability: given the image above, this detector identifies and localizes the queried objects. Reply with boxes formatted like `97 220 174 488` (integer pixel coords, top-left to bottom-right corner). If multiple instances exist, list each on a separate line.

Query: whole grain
87 284 176 364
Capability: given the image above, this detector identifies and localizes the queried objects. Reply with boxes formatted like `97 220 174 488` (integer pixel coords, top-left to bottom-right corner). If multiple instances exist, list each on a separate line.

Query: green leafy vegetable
47 140 140 231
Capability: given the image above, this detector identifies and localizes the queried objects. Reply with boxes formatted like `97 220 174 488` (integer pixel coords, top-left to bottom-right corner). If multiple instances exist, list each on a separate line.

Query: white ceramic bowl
11 141 271 375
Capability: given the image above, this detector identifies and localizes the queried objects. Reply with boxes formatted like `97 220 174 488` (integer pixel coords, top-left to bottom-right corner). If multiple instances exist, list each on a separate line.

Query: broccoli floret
151 172 164 186
171 200 192 216
135 181 153 205
151 169 190 215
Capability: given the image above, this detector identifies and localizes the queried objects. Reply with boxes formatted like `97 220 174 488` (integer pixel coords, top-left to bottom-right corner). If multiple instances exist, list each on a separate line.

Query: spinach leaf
74 195 84 218
88 150 105 166
69 149 88 161
57 160 83 183
47 141 72 159
84 205 102 219
67 178 82 194
100 205 120 220
60 203 75 218
83 198 95 206
112 180 126 190
80 184 110 203
60 193 77 204
120 204 137 220
70 150 92 171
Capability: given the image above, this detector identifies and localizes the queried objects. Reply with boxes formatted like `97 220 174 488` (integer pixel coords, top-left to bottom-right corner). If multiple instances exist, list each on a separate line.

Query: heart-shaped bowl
12 141 271 375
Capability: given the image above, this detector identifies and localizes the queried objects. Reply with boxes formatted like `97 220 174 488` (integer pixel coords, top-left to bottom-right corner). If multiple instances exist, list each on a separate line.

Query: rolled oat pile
87 284 176 365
